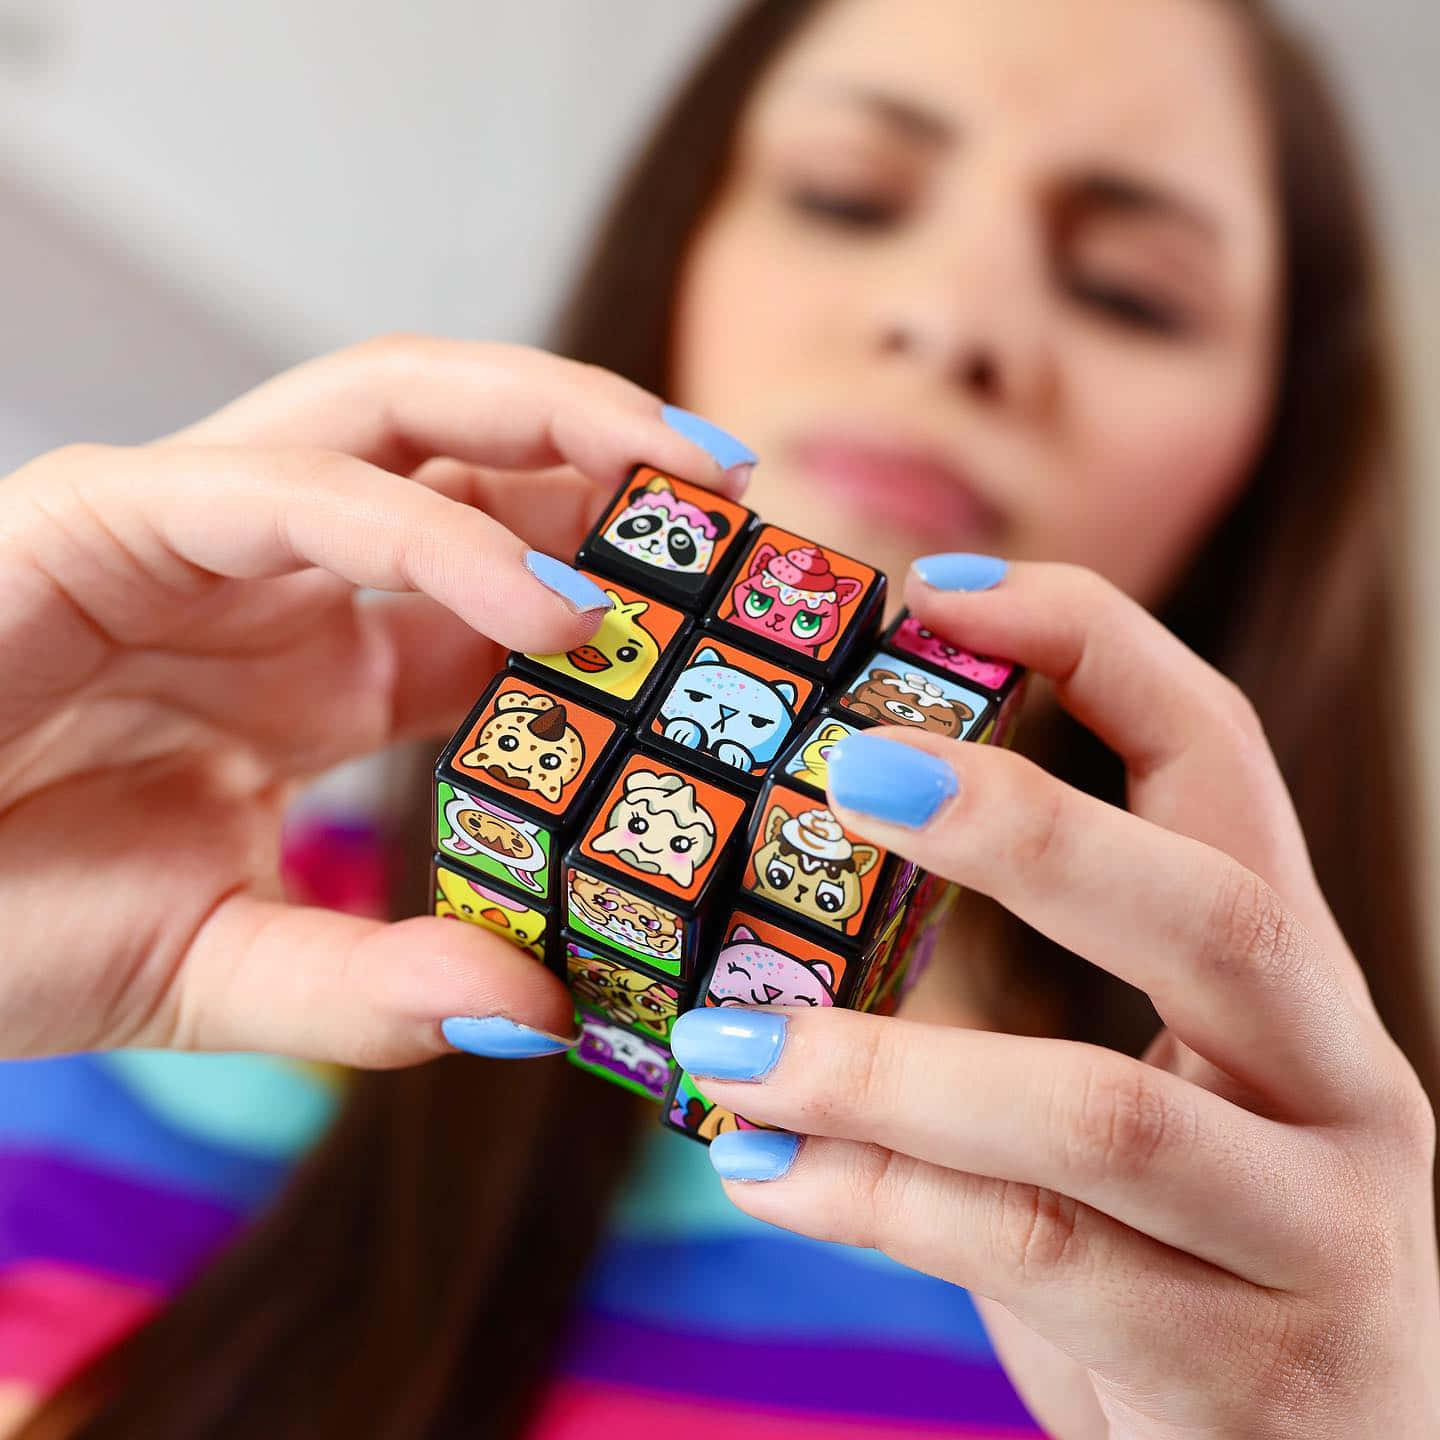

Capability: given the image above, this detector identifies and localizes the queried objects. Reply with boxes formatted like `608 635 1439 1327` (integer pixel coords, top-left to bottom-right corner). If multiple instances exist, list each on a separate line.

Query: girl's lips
789 436 1001 540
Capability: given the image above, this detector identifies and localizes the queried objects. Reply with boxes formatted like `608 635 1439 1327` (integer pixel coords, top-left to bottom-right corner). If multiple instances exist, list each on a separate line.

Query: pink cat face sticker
892 617 1015 691
706 924 837 1008
725 539 864 659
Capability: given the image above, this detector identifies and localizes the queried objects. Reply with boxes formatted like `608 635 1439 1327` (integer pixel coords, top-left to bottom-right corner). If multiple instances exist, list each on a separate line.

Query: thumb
165 897 578 1065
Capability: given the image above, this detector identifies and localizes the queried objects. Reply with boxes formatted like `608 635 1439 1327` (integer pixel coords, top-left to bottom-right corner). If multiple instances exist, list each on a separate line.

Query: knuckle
1204 865 1308 989
992 1179 1087 1282
1010 780 1065 874
842 1143 920 1251
792 1019 894 1132
1242 1296 1378 1419
1064 1059 1182 1185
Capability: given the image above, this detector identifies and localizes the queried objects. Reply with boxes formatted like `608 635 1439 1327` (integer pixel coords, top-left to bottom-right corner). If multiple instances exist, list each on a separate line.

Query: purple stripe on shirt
0 1150 242 1291
554 1309 1040 1429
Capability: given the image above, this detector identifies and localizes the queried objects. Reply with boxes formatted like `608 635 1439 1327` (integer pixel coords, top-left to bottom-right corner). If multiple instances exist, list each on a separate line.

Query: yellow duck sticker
528 592 661 701
434 867 547 958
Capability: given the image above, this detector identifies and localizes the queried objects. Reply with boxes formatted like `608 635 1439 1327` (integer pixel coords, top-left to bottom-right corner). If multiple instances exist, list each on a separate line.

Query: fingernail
671 1008 787 1081
525 552 613 616
661 404 758 482
828 733 957 827
710 1129 802 1182
912 553 1009 592
441 1015 575 1058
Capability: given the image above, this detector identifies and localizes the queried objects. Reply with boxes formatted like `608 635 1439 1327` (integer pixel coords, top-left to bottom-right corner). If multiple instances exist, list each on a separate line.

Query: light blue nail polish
710 1129 802 1182
661 404 758 473
441 1016 574 1059
912 552 1009 592
525 552 613 614
828 733 957 827
671 1009 787 1081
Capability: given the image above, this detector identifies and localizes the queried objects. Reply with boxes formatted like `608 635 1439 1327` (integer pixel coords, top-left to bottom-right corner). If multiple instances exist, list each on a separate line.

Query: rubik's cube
431 466 1026 1141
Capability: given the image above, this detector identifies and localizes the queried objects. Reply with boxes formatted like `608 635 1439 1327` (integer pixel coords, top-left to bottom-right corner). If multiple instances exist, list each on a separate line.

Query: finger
904 561 1333 944
28 442 614 656
165 336 751 499
365 593 506 742
713 1131 1275 1436
679 1006 1326 1286
825 730 1380 1119
160 896 577 1066
407 458 609 558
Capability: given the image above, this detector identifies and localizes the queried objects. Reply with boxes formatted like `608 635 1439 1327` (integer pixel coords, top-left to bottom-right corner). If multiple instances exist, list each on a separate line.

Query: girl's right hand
0 336 748 1066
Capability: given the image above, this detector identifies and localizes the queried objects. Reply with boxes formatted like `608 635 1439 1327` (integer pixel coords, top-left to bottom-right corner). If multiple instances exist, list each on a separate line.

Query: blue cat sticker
651 641 812 776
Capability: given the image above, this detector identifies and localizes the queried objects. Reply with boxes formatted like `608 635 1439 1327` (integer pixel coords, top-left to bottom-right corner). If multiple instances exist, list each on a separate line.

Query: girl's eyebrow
1069 173 1220 247
793 78 959 150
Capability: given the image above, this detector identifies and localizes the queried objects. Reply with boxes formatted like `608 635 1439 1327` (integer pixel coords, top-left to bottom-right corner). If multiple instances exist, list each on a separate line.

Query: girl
1 0 1436 1435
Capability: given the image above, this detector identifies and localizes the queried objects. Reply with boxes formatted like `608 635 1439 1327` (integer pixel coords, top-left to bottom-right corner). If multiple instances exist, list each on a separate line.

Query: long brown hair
26 2 1434 1436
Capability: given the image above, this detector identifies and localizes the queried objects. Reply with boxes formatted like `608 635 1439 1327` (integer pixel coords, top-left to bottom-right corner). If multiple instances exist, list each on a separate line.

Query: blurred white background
1 1 1436 983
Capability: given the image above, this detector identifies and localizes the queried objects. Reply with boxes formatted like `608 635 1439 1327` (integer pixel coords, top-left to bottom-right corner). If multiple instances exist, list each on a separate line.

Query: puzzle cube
706 525 886 682
642 634 819 788
576 464 759 609
425 464 1025 1144
511 572 691 719
433 673 624 908
878 609 1029 746
562 749 750 980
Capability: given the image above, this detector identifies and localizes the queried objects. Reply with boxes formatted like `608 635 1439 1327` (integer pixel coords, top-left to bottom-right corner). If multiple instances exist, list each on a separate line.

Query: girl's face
672 0 1281 605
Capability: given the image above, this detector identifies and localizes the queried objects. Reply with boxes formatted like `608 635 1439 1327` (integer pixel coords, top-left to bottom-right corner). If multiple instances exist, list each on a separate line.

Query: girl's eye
742 590 773 619
787 186 901 232
1067 274 1190 337
790 610 823 639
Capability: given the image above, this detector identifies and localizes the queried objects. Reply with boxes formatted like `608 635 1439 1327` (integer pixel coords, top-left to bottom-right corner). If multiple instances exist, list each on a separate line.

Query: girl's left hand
671 561 1440 1440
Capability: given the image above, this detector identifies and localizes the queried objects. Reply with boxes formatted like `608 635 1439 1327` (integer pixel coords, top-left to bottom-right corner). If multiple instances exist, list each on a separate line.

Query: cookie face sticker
435 781 552 894
743 785 885 936
889 616 1017 692
566 867 685 972
594 468 750 585
839 654 990 740
525 574 685 702
716 527 875 662
580 756 747 902
651 639 814 776
451 681 616 816
433 865 548 958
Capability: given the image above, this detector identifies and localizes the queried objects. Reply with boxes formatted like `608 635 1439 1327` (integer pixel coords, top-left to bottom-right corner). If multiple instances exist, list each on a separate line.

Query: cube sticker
650 637 815 777
742 783 885 939
714 526 877 664
433 863 548 958
435 781 552 896
565 939 682 1041
579 755 748 904
565 866 687 974
838 652 991 740
525 574 686 704
448 680 617 815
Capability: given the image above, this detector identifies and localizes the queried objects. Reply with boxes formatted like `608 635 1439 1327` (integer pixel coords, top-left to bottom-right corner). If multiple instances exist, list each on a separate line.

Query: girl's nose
867 170 1056 418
